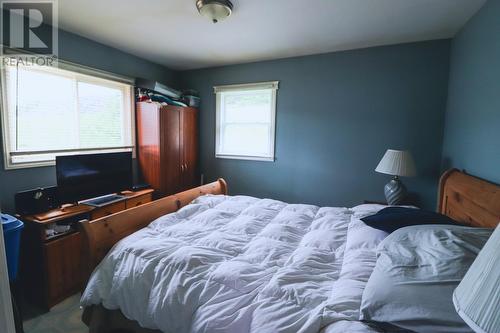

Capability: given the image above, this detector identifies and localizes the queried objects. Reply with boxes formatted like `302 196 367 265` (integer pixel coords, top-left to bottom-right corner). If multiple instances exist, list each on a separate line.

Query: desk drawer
126 193 153 209
91 201 126 220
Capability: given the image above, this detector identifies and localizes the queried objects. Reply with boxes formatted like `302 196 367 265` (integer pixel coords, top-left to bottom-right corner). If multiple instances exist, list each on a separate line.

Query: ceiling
58 0 486 71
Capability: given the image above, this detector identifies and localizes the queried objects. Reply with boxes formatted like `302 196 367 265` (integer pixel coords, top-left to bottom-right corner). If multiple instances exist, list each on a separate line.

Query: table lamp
453 225 500 333
375 149 416 205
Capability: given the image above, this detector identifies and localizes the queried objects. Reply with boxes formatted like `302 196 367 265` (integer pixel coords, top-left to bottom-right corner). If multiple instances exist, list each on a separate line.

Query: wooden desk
19 189 153 309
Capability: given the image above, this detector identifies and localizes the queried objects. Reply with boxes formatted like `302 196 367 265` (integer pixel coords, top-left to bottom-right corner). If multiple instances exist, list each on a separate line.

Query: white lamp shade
453 225 500 333
375 149 416 177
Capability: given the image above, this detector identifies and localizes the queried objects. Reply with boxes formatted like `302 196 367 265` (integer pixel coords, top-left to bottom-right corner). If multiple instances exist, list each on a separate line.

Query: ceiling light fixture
196 0 233 23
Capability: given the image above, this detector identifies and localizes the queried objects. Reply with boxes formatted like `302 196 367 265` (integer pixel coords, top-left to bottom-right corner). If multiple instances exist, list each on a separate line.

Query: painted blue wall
0 29 177 212
442 0 500 185
179 40 451 209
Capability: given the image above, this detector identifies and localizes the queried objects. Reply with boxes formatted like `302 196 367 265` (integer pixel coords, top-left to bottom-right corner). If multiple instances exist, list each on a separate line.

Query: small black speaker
15 186 59 215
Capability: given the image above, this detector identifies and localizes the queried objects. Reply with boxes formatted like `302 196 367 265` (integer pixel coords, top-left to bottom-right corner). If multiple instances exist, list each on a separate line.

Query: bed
79 169 499 333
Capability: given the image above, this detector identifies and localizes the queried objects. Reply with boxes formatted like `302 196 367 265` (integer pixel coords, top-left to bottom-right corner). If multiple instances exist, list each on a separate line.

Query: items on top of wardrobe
135 78 200 108
135 78 182 99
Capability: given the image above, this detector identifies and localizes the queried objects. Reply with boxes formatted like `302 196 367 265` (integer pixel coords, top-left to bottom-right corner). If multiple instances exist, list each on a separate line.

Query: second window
214 81 278 161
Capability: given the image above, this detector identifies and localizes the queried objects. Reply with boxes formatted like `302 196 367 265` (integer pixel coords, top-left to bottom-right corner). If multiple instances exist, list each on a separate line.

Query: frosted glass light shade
196 0 233 23
453 225 500 333
375 149 416 177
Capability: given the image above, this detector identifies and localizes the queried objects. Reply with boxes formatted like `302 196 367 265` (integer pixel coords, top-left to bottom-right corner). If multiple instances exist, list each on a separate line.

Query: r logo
1 1 57 55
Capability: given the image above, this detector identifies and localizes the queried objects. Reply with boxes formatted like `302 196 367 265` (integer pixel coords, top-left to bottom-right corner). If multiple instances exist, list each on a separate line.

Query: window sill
4 147 135 170
3 160 56 170
215 154 275 162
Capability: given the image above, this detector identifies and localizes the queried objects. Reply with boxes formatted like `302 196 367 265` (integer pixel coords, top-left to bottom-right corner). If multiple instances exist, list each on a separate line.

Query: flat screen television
56 152 132 204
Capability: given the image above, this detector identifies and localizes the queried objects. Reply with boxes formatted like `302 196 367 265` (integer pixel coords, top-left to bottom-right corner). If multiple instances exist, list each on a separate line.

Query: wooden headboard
438 169 500 228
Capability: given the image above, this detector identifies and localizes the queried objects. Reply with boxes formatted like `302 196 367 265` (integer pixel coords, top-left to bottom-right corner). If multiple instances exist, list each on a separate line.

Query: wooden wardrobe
136 102 199 196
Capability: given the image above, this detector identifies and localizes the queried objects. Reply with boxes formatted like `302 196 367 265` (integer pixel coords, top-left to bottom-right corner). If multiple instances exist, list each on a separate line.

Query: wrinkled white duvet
81 195 388 333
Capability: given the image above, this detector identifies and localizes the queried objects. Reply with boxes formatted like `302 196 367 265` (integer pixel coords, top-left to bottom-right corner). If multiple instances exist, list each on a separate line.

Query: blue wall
0 32 461 213
0 29 177 212
442 0 500 185
179 40 451 209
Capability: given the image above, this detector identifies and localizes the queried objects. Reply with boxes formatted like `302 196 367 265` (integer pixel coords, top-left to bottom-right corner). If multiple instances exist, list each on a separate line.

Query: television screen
56 152 132 203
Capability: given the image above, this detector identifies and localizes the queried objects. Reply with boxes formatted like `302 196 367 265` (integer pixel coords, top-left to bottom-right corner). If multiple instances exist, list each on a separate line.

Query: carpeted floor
23 294 88 333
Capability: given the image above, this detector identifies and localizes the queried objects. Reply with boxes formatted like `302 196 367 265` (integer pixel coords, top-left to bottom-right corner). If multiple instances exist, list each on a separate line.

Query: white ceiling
58 0 486 71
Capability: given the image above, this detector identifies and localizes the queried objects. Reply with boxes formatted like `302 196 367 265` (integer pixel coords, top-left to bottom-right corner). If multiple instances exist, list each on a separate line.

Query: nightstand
364 195 419 207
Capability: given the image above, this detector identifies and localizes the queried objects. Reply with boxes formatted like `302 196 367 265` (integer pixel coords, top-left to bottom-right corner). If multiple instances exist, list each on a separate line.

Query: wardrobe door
180 107 198 190
136 102 161 190
159 106 182 195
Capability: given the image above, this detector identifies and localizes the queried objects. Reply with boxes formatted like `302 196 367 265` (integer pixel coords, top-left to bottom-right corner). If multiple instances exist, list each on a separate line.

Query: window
214 81 278 161
1 62 134 169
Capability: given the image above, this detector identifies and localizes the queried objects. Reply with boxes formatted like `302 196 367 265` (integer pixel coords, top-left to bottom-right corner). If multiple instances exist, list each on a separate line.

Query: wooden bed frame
438 169 499 228
80 169 499 276
79 170 499 333
79 178 227 279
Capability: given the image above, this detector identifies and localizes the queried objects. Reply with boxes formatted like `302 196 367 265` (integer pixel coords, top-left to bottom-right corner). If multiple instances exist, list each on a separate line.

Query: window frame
0 60 136 170
214 81 278 162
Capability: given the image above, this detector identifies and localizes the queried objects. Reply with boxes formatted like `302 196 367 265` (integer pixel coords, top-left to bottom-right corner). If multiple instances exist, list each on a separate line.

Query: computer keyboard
81 194 125 207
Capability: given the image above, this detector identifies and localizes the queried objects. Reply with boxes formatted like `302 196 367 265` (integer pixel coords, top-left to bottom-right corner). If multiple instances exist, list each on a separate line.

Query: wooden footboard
79 179 227 280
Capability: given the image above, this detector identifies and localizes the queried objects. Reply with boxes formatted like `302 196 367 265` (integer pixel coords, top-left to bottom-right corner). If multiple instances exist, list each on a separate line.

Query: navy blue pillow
361 207 461 233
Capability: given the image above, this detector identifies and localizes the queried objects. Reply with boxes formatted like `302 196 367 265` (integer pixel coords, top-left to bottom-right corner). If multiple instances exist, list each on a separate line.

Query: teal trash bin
1 214 24 282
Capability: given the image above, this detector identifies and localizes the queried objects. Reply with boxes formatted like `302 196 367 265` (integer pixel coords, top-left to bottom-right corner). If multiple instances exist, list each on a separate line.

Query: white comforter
81 195 388 333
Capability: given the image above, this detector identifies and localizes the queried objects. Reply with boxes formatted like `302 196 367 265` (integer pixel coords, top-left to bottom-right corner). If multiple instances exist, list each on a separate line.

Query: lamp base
384 176 407 205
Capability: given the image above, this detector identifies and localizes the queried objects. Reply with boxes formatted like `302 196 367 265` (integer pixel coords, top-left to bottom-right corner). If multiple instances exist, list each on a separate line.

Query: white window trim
214 81 278 162
0 60 136 170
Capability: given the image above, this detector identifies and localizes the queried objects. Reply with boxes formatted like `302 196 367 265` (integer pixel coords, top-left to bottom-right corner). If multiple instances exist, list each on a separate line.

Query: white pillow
359 225 492 333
